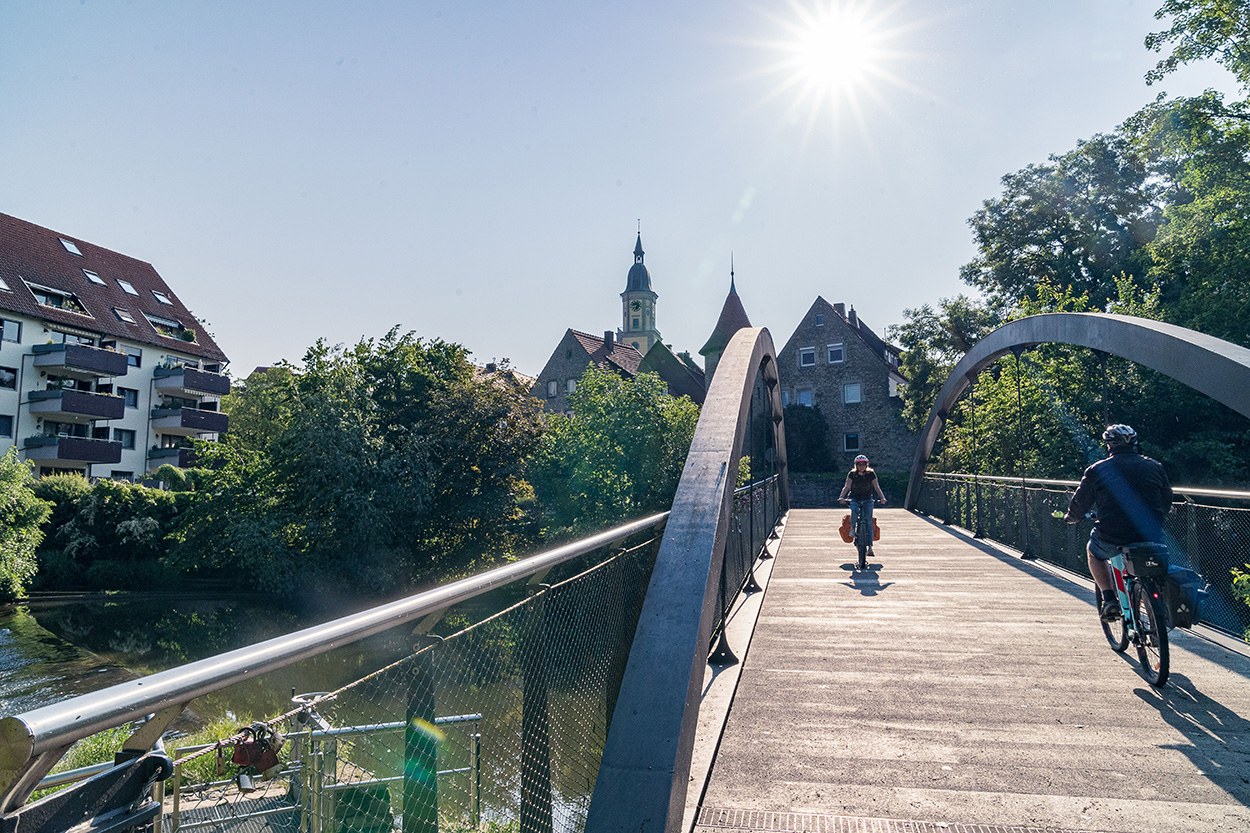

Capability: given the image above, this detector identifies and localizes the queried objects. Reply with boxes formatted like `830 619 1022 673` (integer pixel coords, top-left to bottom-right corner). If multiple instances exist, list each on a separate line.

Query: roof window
25 280 90 315
152 290 173 305
117 280 139 296
83 269 106 285
60 239 83 256
0 277 9 291
144 312 195 342
114 308 137 324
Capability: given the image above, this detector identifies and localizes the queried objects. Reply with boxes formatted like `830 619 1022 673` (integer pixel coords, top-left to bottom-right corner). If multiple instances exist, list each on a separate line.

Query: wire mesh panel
154 537 660 833
917 473 1250 638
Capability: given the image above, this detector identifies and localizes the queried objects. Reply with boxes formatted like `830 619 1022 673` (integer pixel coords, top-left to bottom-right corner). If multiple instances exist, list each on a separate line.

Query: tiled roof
0 212 229 363
570 329 643 376
700 283 752 355
639 341 707 404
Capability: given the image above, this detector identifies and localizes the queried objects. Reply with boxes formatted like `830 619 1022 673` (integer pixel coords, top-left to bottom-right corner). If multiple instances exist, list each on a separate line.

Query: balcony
153 366 230 397
147 446 197 470
150 407 228 437
28 389 125 421
22 436 122 466
31 343 130 380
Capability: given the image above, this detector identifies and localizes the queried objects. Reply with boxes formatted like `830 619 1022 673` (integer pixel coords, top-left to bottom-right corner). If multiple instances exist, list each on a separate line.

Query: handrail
922 471 1250 501
0 511 669 811
585 326 788 833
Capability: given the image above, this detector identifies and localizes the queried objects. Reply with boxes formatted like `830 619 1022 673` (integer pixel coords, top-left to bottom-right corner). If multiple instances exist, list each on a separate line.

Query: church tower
620 232 661 354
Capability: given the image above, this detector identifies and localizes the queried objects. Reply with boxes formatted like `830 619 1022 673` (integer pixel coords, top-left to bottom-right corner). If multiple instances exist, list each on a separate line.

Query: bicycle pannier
872 518 881 541
839 515 853 543
1163 564 1208 629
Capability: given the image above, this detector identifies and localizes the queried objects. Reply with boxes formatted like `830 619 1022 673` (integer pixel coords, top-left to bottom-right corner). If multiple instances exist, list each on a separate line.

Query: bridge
1 314 1249 833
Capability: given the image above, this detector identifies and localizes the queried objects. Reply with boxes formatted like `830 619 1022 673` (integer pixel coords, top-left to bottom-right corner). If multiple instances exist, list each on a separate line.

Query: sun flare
793 6 883 97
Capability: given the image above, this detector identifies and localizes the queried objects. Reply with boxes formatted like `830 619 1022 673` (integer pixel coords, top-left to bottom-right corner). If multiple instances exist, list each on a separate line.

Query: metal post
1013 347 1035 559
709 558 739 665
403 644 439 833
471 731 482 829
520 588 552 833
171 761 182 833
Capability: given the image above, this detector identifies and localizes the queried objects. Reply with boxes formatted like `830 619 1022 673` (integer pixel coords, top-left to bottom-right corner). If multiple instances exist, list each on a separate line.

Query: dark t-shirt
847 468 878 499
1067 449 1173 544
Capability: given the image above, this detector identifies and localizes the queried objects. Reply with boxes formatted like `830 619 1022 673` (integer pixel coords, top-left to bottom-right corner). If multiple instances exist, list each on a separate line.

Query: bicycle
1099 541 1170 687
839 497 881 571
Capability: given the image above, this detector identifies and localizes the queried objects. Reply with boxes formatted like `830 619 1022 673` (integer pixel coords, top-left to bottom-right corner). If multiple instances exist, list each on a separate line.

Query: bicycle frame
1108 553 1139 636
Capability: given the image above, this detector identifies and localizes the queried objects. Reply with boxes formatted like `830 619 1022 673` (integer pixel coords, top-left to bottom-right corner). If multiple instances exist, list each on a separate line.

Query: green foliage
0 450 52 600
1145 0 1250 89
33 479 187 590
154 464 189 491
529 365 699 531
176 329 546 592
1233 566 1250 641
782 405 834 472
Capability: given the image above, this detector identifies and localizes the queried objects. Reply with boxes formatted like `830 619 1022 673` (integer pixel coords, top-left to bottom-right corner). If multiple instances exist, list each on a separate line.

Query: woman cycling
838 455 887 554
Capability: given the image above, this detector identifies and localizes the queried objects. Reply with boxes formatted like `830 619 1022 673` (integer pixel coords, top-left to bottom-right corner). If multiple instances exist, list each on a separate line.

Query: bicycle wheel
1098 587 1129 652
1131 580 1170 687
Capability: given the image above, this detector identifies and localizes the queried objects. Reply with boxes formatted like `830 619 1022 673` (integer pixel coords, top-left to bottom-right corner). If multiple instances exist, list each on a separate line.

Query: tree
529 365 700 531
1146 0 1250 89
0 450 52 600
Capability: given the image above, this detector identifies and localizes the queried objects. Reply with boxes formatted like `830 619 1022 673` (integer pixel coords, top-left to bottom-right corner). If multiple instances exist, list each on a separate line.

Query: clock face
630 300 642 311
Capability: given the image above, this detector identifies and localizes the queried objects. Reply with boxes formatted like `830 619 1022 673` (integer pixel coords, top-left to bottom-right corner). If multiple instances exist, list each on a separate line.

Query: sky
0 1 1241 379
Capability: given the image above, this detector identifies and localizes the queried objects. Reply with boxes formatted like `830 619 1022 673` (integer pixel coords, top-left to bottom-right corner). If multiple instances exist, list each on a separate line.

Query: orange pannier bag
841 515 883 542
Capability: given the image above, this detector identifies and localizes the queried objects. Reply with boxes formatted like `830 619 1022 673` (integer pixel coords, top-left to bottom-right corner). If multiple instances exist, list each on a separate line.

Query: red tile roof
0 212 228 363
570 329 643 375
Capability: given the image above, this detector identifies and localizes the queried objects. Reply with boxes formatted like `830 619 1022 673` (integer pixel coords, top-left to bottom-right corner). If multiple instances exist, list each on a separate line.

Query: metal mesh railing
710 475 782 651
916 473 1250 638
159 534 659 833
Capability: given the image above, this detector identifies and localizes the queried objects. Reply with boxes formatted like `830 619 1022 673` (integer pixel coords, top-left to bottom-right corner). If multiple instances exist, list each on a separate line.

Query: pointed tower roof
624 233 653 293
699 264 752 356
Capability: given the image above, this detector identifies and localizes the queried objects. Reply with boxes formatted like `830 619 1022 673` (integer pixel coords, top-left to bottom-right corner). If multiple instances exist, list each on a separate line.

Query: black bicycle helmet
1101 424 1138 448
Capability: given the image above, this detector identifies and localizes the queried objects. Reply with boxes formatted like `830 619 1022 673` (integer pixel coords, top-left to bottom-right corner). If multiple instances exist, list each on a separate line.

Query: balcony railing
31 343 129 379
153 366 230 397
147 446 196 470
150 407 228 436
28 388 125 421
22 435 122 466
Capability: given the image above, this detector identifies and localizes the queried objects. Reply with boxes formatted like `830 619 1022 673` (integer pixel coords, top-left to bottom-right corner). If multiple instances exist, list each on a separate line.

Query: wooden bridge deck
693 509 1250 833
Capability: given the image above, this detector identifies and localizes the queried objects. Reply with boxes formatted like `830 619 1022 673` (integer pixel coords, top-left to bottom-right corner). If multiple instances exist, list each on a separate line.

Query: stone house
776 296 916 474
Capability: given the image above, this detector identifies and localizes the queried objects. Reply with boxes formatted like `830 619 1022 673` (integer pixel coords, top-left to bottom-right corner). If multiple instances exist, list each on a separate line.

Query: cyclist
838 454 887 554
1064 424 1173 622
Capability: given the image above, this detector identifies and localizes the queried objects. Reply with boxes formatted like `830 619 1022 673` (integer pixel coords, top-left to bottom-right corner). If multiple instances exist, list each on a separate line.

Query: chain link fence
916 473 1250 639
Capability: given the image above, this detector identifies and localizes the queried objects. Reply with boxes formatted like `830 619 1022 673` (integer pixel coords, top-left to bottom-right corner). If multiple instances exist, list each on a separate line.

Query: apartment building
0 212 230 479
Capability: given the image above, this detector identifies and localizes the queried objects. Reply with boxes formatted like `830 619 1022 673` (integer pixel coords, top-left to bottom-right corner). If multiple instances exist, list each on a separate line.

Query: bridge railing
916 472 1250 638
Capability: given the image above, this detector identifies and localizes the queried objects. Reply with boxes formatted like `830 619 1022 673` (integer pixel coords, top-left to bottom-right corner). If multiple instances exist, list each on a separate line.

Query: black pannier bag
1163 564 1208 629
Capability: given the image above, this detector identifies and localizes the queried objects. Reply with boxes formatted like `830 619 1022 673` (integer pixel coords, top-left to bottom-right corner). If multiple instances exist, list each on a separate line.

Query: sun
745 0 922 147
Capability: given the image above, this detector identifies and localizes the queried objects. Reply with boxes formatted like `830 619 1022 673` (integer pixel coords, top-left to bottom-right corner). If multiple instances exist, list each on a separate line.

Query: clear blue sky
0 1 1238 377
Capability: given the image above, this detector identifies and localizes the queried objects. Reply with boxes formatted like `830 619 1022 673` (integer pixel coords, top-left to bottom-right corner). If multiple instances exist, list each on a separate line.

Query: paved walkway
694 509 1250 833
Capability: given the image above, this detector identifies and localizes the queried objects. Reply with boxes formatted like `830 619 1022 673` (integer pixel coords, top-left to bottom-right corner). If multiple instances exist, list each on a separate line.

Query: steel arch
904 313 1250 509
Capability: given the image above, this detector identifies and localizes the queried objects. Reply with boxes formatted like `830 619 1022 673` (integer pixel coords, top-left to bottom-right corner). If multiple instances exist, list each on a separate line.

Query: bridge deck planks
697 509 1250 833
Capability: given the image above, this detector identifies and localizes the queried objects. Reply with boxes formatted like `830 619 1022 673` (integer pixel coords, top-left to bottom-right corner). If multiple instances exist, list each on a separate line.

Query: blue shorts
1087 529 1122 561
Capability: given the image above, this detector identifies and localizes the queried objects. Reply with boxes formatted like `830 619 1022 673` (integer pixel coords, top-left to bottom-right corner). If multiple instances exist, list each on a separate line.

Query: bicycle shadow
1134 672 1250 805
839 564 894 596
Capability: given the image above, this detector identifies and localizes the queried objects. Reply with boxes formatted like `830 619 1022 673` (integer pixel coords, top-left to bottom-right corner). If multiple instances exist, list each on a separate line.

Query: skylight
25 280 90 315
152 290 173 305
0 277 9 291
114 308 137 324
60 239 83 256
83 269 106 285
117 280 139 296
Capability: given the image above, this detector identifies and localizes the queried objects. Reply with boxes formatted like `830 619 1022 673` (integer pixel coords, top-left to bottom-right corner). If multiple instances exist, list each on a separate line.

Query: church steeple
620 225 660 354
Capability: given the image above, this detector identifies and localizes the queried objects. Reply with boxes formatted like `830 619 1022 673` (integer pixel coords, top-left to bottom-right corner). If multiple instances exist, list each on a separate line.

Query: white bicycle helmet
854 455 869 464
1101 424 1137 448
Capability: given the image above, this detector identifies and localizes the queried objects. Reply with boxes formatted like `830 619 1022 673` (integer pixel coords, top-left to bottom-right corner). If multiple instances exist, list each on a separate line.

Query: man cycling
838 454 887 554
1064 425 1173 622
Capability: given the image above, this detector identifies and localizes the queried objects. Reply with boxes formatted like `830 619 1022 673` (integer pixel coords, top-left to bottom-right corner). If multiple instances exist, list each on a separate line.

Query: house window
83 269 106 285
60 238 83 256
814 314 824 325
567 379 576 393
781 391 790 407
0 367 15 390
632 318 640 330
124 347 142 368
119 387 139 408
152 290 173 305
547 380 558 398
827 343 844 364
844 433 861 452
48 331 95 346
843 383 862 404
1 319 20 343
92 425 110 440
798 347 816 367
114 308 137 324
0 415 12 438
113 428 136 449
796 389 813 407
117 280 139 296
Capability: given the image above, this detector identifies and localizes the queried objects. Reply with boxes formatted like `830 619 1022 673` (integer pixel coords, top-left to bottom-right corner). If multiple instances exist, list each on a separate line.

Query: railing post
403 640 440 833
521 587 553 833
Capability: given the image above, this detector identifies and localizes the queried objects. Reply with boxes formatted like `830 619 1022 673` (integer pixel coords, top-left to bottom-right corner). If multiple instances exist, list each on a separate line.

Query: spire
625 227 652 292
700 269 752 357
730 254 736 294
634 233 644 264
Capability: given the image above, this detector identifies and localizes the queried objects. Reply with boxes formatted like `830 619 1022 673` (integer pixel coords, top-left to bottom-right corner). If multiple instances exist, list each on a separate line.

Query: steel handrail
923 471 1250 501
0 512 668 804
